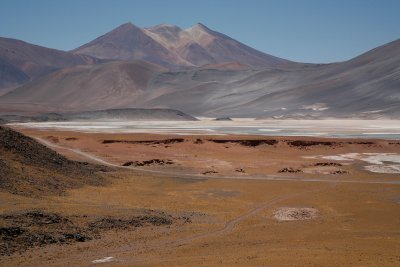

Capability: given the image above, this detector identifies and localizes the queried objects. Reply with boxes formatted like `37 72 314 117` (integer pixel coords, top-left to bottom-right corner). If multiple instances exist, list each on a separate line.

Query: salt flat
10 119 400 139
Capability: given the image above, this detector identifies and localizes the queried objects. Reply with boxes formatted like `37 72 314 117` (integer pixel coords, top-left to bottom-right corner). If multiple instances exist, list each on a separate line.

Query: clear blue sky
1 0 399 63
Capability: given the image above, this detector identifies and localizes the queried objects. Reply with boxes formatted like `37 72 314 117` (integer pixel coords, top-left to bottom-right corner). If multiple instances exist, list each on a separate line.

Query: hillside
0 59 29 95
0 126 109 197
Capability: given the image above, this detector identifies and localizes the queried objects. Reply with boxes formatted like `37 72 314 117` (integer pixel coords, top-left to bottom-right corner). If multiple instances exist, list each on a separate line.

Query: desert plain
0 121 399 267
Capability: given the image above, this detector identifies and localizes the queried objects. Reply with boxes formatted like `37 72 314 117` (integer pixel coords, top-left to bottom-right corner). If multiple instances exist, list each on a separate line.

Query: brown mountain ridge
72 22 290 68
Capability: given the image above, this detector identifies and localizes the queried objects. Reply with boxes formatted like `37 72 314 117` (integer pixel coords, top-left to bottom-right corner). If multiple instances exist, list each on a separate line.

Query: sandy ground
1 127 400 266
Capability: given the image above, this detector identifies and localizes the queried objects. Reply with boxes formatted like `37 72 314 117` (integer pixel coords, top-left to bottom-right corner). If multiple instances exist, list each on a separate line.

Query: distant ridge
0 108 198 122
0 37 103 92
63 108 198 121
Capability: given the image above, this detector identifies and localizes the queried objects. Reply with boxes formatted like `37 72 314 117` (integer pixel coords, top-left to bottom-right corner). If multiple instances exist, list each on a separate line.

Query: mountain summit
72 22 290 67
71 22 186 67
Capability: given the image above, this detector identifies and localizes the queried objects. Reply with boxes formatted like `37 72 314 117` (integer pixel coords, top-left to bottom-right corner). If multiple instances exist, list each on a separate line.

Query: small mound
273 207 318 221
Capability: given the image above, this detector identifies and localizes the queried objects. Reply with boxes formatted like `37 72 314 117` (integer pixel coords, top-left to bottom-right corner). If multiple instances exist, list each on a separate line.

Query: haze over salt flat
11 119 400 139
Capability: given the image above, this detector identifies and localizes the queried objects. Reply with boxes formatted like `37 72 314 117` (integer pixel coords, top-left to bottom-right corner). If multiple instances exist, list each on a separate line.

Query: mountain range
0 22 399 119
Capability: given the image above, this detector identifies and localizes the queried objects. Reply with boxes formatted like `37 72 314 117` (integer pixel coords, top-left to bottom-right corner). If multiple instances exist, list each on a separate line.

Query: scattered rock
88 215 172 232
287 140 336 148
0 211 89 256
193 138 204 144
102 138 185 145
122 159 174 167
314 162 343 167
0 226 24 239
88 217 140 231
46 136 59 143
0 209 177 256
331 170 348 175
63 233 87 242
347 141 375 145
2 210 70 226
208 139 278 147
235 168 245 173
278 168 302 173
203 171 216 175
179 216 192 223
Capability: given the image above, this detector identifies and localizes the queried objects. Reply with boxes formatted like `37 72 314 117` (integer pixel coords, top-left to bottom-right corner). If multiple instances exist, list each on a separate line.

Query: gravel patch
273 207 318 221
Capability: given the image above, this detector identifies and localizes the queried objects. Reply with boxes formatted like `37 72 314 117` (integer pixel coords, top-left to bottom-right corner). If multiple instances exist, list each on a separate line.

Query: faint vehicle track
167 194 299 247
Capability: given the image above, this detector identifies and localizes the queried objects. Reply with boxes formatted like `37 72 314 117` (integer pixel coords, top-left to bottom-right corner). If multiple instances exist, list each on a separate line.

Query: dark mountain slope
0 126 109 197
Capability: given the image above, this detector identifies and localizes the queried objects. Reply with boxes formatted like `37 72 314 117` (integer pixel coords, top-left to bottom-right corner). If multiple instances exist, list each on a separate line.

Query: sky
1 0 399 63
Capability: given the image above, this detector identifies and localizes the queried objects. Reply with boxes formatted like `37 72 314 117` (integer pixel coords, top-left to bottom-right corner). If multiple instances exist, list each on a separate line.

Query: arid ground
1 127 400 266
